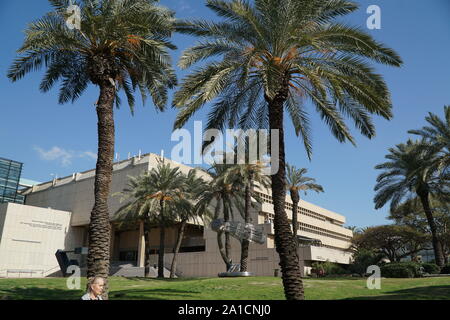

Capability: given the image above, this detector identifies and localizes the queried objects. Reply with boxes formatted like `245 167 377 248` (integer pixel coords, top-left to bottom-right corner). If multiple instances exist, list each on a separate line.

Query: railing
4 269 44 278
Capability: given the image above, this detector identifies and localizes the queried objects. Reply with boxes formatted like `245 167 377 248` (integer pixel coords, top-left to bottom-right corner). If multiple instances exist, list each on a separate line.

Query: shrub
440 263 450 274
348 249 384 276
380 262 422 278
322 261 347 275
421 263 440 274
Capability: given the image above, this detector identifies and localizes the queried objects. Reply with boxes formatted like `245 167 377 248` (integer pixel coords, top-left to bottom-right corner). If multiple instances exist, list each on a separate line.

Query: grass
0 276 449 300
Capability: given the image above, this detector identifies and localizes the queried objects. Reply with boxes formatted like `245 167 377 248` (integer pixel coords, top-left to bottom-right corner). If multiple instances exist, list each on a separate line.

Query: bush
422 263 440 274
380 262 422 278
348 249 384 276
322 261 347 275
311 261 348 276
440 263 450 274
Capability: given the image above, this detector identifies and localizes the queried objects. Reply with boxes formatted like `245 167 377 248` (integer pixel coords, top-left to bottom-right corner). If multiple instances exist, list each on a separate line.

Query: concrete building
0 153 353 278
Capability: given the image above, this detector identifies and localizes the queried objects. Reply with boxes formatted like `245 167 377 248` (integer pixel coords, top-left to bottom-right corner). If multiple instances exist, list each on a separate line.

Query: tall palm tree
409 106 450 184
196 163 244 271
170 169 211 278
8 0 176 297
374 139 446 267
173 0 402 299
286 164 323 240
224 161 270 272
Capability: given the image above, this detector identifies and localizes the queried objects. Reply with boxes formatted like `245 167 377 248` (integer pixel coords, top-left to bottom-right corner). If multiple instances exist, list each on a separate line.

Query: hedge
380 262 422 278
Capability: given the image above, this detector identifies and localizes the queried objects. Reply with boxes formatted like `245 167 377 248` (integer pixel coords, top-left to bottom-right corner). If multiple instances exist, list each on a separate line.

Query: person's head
88 276 105 297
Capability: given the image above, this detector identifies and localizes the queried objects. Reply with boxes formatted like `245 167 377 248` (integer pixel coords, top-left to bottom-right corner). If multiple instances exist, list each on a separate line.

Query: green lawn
0 276 449 300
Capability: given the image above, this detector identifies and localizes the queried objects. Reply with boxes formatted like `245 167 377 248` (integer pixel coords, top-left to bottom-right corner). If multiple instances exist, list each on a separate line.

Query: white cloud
34 146 97 166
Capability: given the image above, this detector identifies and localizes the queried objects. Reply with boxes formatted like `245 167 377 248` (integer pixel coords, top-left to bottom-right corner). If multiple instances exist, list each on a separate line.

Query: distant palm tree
173 0 401 300
374 139 446 267
224 161 270 272
196 163 244 271
170 169 211 278
409 106 450 185
286 164 323 240
8 0 176 297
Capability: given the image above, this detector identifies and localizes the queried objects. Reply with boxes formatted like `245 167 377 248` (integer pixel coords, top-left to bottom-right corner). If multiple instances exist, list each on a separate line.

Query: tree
352 225 429 262
223 161 270 272
389 196 450 264
170 169 211 278
374 140 446 266
286 164 323 240
173 0 401 299
196 163 244 271
8 0 176 297
409 106 450 180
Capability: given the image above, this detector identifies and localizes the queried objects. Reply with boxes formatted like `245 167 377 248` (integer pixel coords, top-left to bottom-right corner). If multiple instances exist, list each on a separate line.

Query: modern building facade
0 157 24 204
0 153 353 278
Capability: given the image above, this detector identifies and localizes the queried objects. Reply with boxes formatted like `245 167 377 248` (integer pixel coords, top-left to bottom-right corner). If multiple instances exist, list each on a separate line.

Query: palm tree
224 161 270 272
374 139 446 267
8 0 176 297
170 169 211 278
196 163 244 271
114 174 160 277
409 106 450 184
286 164 323 240
173 0 402 299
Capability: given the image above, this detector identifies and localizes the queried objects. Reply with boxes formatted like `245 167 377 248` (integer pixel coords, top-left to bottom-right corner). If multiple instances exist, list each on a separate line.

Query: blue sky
0 0 449 228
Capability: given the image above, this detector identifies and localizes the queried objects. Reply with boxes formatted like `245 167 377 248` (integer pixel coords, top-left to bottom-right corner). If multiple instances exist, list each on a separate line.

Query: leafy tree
374 140 446 266
389 196 450 264
352 225 430 263
286 164 323 240
173 0 401 300
115 160 186 278
348 248 384 276
409 106 450 180
223 161 270 272
8 0 176 297
196 163 244 271
170 169 212 278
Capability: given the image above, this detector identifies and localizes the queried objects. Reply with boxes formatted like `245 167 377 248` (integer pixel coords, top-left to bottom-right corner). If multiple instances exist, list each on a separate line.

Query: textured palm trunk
267 91 304 300
240 182 252 272
217 231 232 271
144 219 151 277
86 83 115 300
418 191 445 267
170 220 187 278
158 200 166 278
223 197 231 262
290 190 300 240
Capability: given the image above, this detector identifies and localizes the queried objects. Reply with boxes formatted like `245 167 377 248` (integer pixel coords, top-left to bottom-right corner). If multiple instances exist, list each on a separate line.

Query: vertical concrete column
137 220 145 267
110 223 115 260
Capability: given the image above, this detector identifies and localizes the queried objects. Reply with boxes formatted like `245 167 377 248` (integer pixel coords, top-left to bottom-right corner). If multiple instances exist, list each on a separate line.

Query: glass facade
0 157 24 204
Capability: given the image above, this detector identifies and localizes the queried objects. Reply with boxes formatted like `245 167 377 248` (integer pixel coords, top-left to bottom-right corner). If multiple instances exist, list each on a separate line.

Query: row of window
262 213 352 242
257 192 329 223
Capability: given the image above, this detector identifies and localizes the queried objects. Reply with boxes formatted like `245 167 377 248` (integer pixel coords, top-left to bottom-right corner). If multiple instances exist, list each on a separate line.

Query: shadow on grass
0 287 83 300
0 286 201 300
342 285 450 300
122 277 211 282
110 288 200 300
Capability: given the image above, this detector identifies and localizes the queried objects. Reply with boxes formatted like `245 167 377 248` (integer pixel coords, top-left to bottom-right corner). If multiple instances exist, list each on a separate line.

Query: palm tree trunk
290 190 300 240
223 197 231 262
158 201 165 278
240 182 252 272
144 220 151 277
267 91 304 300
418 191 445 267
86 83 116 300
170 220 187 278
217 230 232 271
